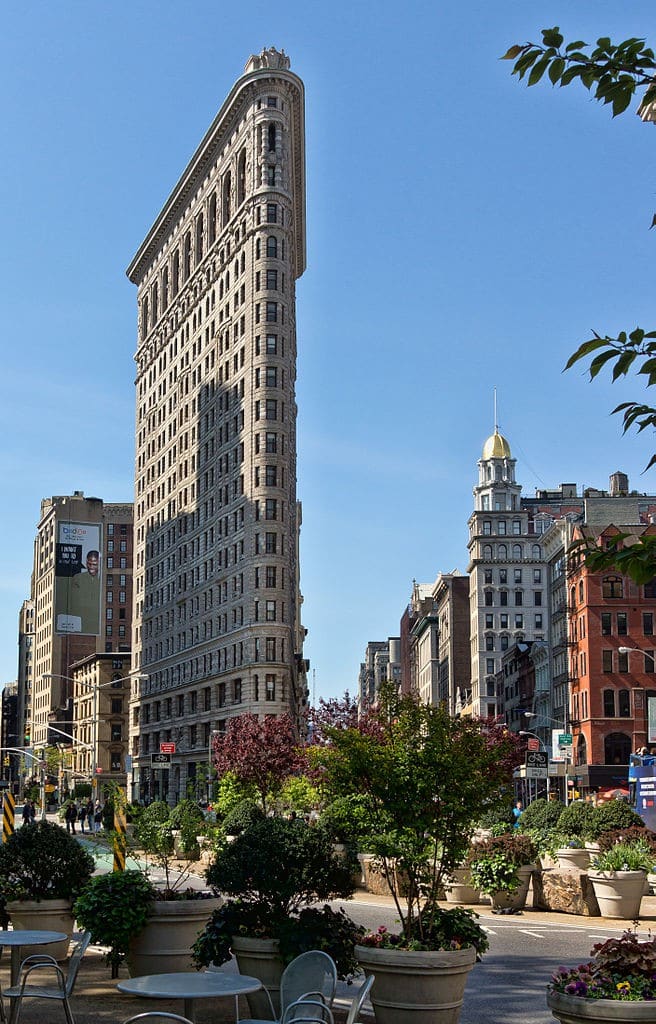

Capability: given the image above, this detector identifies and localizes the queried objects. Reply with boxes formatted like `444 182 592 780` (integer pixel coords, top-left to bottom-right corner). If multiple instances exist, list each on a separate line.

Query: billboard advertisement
54 521 102 635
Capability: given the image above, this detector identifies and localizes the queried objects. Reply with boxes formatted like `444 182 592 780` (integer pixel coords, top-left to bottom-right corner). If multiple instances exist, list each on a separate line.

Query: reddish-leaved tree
211 713 306 814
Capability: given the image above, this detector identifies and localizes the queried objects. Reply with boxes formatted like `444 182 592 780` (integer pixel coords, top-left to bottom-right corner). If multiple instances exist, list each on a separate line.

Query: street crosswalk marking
520 930 547 938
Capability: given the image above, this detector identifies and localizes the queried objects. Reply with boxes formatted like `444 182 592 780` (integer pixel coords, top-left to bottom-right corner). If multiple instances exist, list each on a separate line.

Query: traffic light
3 757 9 767
24 732 30 745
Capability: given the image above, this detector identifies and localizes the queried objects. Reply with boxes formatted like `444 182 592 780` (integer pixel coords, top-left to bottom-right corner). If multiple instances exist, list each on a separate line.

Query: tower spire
494 387 498 434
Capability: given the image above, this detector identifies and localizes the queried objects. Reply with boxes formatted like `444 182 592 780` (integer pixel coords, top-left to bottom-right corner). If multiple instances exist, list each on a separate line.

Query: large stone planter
7 898 74 961
232 935 284 1018
444 868 482 905
127 896 223 976
587 870 646 920
548 989 656 1022
555 848 591 872
489 864 533 911
355 943 477 1024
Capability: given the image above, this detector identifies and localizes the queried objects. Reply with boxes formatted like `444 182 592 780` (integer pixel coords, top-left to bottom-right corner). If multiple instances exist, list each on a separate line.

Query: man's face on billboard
86 553 99 576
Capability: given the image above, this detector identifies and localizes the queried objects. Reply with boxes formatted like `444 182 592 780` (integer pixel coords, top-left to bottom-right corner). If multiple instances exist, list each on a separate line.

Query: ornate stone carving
245 47 290 73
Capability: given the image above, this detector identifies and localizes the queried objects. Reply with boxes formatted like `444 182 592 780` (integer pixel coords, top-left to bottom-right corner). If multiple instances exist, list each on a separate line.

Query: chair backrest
280 950 337 1013
121 1014 195 1024
345 974 375 1024
64 932 92 996
282 1000 334 1024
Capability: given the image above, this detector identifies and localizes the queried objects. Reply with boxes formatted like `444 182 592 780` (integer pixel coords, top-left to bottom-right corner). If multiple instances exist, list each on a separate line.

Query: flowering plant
550 930 656 1000
359 907 489 960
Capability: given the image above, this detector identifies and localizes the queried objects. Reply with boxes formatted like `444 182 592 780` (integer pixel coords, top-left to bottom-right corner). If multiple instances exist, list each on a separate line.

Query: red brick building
568 523 656 792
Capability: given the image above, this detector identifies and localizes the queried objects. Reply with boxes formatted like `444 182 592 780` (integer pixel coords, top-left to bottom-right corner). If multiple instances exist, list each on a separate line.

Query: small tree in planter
469 832 537 908
309 686 520 1024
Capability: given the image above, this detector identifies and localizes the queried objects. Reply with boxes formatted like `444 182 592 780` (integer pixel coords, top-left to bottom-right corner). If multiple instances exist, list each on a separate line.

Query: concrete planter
489 865 533 911
587 870 646 920
548 989 656 1022
7 898 74 961
555 848 591 872
127 896 223 976
355 943 477 1024
444 868 482 905
231 935 284 1018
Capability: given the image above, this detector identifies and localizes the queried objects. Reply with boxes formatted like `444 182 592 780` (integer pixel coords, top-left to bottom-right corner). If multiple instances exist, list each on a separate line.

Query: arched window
483 545 492 560
532 544 541 559
208 193 217 245
222 171 231 226
570 586 576 608
183 232 191 280
578 580 584 602
602 576 624 599
162 266 169 308
255 237 261 259
603 689 616 717
195 213 204 263
512 544 522 560
498 544 507 560
267 235 278 258
237 149 247 206
618 689 631 717
141 295 149 340
268 122 277 152
172 250 179 297
575 733 587 768
151 281 158 324
604 732 631 765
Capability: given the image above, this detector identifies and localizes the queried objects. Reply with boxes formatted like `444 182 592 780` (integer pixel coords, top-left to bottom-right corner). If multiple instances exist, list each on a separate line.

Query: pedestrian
21 802 31 827
78 801 87 833
28 799 36 823
512 799 523 829
66 801 78 834
94 800 102 832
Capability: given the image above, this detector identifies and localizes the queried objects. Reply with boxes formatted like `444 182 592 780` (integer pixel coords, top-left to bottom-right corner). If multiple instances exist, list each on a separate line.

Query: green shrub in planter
194 817 358 974
556 800 596 840
0 820 95 901
170 799 205 857
519 798 564 833
469 832 536 896
74 870 156 971
586 800 643 840
221 799 264 836
319 795 370 846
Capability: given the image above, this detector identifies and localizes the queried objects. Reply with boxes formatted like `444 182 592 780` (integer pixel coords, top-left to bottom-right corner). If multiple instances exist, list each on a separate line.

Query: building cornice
126 64 306 286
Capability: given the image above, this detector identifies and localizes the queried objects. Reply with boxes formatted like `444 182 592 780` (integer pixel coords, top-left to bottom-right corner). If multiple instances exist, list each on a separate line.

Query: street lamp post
42 671 147 798
1 748 46 820
207 730 220 806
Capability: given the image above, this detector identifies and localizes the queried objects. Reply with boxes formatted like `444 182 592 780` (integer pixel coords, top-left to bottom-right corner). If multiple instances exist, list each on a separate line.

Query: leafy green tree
504 27 656 581
214 771 257 819
309 685 518 945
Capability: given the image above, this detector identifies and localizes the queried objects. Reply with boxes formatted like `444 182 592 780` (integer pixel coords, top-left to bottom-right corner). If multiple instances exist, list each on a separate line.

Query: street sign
558 733 573 747
160 742 176 754
151 753 171 768
525 750 548 779
527 738 540 752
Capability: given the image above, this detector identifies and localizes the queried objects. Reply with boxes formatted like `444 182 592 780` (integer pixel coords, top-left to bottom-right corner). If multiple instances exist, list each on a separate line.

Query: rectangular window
267 203 277 223
602 649 613 672
265 399 277 420
644 612 654 636
618 651 629 673
646 650 655 674
500 614 508 628
601 612 612 636
266 674 276 700
111 699 123 714
266 334 277 354
500 591 508 606
534 591 542 606
533 569 541 583
484 569 492 584
266 269 278 290
234 678 242 703
499 569 507 584
485 635 494 651
266 301 277 322
266 600 276 621
265 499 277 520
265 566 277 587
617 612 628 636
110 724 122 742
265 366 277 387
266 637 276 661
486 658 495 674
485 614 493 628
484 591 493 607
515 614 523 628
514 569 522 583
535 613 543 628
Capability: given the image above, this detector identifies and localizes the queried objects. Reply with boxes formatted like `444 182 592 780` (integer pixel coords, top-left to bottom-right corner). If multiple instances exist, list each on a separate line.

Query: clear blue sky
1 1 655 700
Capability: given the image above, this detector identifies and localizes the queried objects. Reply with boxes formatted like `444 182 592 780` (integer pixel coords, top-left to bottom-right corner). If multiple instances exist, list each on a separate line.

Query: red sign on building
160 743 176 754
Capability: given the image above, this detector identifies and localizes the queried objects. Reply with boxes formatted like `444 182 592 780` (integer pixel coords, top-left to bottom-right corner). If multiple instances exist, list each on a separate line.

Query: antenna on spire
493 387 498 434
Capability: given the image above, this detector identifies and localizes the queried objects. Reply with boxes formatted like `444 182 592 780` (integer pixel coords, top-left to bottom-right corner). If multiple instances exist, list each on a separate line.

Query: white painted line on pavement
520 930 546 938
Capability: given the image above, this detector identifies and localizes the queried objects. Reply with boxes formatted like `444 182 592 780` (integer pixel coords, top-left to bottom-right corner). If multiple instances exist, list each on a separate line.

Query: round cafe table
118 971 263 1023
0 930 68 985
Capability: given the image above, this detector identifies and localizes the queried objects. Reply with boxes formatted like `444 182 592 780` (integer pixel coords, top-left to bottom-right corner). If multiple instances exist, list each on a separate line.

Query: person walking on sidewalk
78 801 87 833
65 801 78 834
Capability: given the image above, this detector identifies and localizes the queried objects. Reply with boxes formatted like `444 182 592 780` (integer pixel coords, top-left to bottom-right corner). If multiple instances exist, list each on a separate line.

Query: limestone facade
126 49 308 801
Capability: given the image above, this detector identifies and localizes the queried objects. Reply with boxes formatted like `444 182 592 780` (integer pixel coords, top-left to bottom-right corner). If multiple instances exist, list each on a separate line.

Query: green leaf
612 88 633 117
611 351 638 380
528 55 551 86
563 336 611 370
589 349 618 379
548 57 565 84
565 40 587 53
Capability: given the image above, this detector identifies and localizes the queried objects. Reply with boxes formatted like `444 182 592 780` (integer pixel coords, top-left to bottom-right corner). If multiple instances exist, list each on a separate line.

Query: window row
484 590 542 607
482 519 524 536
484 568 541 585
482 544 542 560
